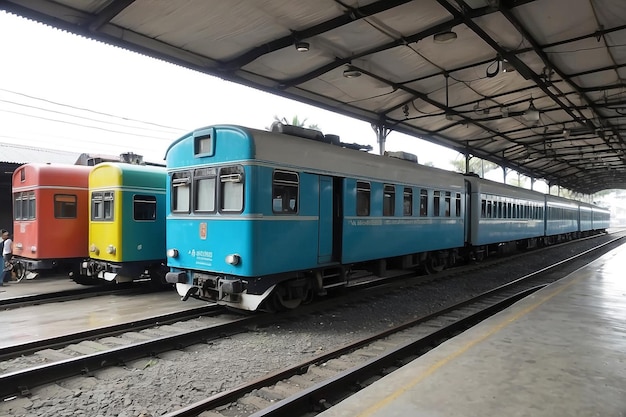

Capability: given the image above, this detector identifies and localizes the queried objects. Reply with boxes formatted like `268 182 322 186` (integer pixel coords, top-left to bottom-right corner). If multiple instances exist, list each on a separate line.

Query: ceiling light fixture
563 128 570 139
523 100 540 121
294 41 310 52
433 30 457 44
502 59 515 73
343 66 362 78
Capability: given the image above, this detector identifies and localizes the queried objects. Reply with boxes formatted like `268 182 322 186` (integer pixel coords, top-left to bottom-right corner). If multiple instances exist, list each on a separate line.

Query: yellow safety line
355 274 586 417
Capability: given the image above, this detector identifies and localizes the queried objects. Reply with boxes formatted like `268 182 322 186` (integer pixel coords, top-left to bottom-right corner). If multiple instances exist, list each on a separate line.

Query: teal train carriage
164 124 610 312
79 162 168 284
164 124 468 312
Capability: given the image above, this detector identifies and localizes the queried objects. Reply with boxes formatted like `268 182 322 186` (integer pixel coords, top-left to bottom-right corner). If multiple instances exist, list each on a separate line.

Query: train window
92 191 114 221
420 189 428 217
220 166 244 213
433 191 440 217
193 168 216 213
356 181 370 216
383 184 395 216
54 194 77 218
455 193 461 217
172 171 191 213
134 195 157 221
13 191 36 220
28 192 36 219
444 191 451 217
403 188 412 216
481 199 486 218
104 192 114 220
272 170 298 214
486 201 492 218
20 169 25 182
13 195 20 220
507 202 512 218
194 129 215 156
498 201 503 218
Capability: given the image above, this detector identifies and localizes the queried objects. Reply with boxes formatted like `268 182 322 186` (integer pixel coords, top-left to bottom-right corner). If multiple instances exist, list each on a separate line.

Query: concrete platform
0 273 81 300
319 243 626 417
0 274 206 349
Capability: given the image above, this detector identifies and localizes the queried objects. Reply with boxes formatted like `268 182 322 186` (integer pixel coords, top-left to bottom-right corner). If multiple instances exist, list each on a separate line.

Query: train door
464 179 472 244
318 176 333 263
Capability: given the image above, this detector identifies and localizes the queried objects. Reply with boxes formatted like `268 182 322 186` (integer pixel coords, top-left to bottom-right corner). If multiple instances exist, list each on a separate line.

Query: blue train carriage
544 194 580 243
80 162 168 284
578 201 594 235
164 124 466 311
464 175 545 255
590 203 610 232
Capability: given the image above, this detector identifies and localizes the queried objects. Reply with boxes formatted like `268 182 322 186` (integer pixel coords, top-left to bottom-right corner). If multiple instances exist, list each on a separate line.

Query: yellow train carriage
80 162 167 284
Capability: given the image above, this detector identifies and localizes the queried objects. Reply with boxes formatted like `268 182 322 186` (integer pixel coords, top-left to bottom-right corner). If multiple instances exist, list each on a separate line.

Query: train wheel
424 256 446 275
12 261 26 282
265 285 304 312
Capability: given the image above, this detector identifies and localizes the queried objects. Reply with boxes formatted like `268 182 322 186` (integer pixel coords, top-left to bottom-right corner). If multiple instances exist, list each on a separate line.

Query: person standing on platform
1 230 13 285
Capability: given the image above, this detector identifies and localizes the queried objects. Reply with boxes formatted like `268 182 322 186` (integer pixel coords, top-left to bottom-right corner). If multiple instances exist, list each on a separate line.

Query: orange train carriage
11 163 92 280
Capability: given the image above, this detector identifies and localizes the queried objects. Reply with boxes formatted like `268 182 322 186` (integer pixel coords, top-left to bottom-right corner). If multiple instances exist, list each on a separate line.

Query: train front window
171 171 191 213
92 191 114 221
54 194 77 218
272 170 299 214
13 191 36 220
220 166 244 213
134 195 156 221
194 168 216 213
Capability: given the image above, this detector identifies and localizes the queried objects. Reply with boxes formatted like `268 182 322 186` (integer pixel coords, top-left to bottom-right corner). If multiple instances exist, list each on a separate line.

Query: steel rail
0 305 222 361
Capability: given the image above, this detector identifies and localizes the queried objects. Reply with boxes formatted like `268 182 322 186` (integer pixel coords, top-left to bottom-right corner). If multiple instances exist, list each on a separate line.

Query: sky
0 11 463 169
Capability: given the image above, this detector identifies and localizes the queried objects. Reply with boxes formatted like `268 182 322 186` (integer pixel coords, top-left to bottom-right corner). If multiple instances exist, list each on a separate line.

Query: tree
269 115 320 131
450 155 498 177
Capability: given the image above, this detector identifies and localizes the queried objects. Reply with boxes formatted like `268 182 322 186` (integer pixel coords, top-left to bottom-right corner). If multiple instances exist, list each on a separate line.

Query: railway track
0 233 622 416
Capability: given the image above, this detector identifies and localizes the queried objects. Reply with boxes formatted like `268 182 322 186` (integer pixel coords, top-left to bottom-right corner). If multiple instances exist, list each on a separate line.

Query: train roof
168 125 466 190
545 193 583 209
90 162 166 190
12 163 92 188
463 174 545 202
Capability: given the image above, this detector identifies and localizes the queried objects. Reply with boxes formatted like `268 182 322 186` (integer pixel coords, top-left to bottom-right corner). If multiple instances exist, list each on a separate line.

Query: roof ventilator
385 150 418 163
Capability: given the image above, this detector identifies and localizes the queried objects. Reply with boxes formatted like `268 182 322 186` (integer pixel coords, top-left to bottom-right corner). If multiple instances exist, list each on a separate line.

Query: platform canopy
3 0 625 194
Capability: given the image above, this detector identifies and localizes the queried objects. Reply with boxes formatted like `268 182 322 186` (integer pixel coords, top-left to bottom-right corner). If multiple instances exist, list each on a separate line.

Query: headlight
30 245 36 253
90 244 99 255
225 254 241 265
167 248 179 258
106 245 116 255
